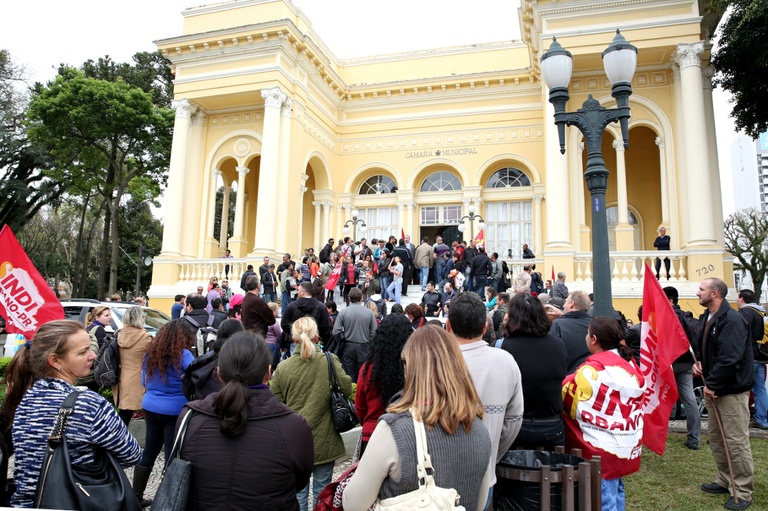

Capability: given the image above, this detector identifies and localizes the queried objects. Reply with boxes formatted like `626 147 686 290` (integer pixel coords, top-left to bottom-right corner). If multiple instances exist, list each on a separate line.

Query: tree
712 0 768 138
723 208 768 301
213 186 236 244
26 67 174 298
116 199 163 296
0 49 66 230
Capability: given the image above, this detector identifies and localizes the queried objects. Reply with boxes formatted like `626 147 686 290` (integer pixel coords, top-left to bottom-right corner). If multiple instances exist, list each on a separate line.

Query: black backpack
94 330 121 388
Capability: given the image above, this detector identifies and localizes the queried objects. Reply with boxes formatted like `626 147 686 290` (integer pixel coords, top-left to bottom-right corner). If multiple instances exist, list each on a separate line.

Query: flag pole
690 347 740 504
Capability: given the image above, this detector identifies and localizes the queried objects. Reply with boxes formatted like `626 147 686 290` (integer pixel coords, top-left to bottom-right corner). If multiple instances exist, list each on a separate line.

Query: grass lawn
625 432 767 510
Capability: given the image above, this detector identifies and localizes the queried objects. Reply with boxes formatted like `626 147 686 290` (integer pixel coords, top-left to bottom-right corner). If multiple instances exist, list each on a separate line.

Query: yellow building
149 0 728 314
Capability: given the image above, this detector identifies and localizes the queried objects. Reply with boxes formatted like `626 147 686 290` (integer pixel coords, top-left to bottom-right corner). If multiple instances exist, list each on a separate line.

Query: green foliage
0 49 66 231
213 186 236 244
99 387 114 405
116 199 163 296
0 357 13 379
712 0 768 138
724 208 768 302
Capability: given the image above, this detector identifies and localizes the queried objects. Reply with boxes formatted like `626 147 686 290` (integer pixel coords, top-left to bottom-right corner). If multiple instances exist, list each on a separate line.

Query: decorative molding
212 168 222 178
171 99 196 120
233 138 251 157
612 140 625 152
312 201 321 209
191 111 207 127
221 185 233 193
673 42 704 70
701 66 715 90
236 165 250 176
261 87 287 108
655 137 665 149
533 194 544 204
300 185 308 195
577 141 585 153
209 111 262 127
281 98 293 117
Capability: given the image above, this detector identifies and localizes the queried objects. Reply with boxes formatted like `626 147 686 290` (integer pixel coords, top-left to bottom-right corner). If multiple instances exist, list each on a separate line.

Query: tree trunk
97 203 112 300
108 196 120 296
72 192 91 296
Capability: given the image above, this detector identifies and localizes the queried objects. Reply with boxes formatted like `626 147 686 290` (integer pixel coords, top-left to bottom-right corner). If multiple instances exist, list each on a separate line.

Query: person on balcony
654 226 671 280
522 243 535 259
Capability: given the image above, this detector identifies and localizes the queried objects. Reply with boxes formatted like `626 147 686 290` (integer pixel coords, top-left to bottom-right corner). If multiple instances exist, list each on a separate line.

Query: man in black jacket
281 282 332 348
319 238 334 264
240 264 256 292
470 247 492 298
695 277 754 509
391 240 413 297
548 291 592 375
662 286 701 450
736 289 768 430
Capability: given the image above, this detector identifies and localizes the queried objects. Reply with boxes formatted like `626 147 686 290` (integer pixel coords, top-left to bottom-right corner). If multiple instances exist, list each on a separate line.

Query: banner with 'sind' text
0 225 65 339
640 262 691 455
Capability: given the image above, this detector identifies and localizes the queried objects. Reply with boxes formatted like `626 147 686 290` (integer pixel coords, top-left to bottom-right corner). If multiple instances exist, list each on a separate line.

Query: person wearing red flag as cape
324 259 343 292
639 263 692 455
0 225 64 340
563 316 644 511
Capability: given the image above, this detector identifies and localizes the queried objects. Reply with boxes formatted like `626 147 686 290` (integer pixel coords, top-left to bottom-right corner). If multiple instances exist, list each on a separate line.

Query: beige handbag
373 413 465 510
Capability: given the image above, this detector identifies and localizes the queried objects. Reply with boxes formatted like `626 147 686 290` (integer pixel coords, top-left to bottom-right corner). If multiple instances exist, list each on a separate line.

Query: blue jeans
419 266 430 289
465 268 473 292
379 276 390 300
263 291 277 304
297 461 334 511
281 290 291 315
753 363 768 427
475 276 487 299
386 279 402 304
601 478 625 511
674 366 701 445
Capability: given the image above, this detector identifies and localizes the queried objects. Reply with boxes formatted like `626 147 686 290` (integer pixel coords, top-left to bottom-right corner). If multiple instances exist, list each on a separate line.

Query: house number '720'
695 264 715 276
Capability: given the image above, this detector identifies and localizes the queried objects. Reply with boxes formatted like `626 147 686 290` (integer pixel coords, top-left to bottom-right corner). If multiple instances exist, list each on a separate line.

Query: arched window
607 206 641 250
359 175 397 194
420 171 462 192
486 167 531 188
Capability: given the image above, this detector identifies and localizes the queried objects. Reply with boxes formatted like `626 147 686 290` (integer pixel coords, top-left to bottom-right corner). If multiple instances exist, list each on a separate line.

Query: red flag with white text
640 263 690 454
473 229 485 249
0 225 65 339
324 260 344 291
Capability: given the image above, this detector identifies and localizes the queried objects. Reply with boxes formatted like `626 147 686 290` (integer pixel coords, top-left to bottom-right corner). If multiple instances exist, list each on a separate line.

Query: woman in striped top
1 320 142 508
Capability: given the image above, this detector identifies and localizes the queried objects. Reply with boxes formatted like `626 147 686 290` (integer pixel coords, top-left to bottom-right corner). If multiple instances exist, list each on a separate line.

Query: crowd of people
0 231 763 511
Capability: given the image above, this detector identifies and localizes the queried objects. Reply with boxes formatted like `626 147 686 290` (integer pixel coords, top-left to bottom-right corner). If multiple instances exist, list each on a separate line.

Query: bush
0 357 12 379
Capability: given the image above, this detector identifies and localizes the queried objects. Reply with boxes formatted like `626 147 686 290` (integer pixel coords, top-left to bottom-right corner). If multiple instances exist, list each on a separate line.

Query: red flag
473 229 485 249
552 266 555 282
400 228 405 240
324 260 344 290
0 225 65 339
639 263 690 454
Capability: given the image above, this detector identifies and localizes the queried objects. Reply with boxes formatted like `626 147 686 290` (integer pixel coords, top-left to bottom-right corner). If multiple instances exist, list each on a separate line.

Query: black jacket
391 246 412 269
281 297 332 347
240 269 256 290
699 300 754 396
181 351 220 401
671 305 698 367
470 253 491 277
319 243 334 263
180 389 314 511
549 311 592 375
738 305 767 362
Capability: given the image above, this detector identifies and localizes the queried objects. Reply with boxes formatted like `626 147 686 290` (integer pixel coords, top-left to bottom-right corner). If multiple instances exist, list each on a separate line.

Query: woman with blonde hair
1 320 141 507
271 316 352 511
343 324 492 511
85 305 111 351
114 306 151 426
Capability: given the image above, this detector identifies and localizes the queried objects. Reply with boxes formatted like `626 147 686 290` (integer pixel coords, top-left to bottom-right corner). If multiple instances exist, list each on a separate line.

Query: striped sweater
11 378 142 508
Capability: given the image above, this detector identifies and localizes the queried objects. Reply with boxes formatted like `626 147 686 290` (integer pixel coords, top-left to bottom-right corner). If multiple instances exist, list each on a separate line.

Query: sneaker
684 441 699 450
701 482 729 494
725 497 752 510
748 420 768 430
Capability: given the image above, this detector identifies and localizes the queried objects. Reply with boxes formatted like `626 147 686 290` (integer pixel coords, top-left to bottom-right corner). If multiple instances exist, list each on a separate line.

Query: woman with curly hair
498 292 566 450
404 303 426 329
354 313 412 455
133 319 195 506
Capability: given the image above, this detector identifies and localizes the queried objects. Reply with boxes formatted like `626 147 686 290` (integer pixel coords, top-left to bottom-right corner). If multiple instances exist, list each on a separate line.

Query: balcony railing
574 251 688 283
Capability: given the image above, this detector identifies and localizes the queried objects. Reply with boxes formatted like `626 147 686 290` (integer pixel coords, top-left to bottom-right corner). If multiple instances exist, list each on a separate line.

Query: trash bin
494 450 587 511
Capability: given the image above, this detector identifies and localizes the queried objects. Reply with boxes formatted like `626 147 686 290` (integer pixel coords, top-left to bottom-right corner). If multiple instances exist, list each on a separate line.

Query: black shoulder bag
34 391 141 511
152 409 194 511
325 352 357 432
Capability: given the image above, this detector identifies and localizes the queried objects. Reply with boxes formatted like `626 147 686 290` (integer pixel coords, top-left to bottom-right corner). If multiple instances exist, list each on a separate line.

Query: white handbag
373 414 465 510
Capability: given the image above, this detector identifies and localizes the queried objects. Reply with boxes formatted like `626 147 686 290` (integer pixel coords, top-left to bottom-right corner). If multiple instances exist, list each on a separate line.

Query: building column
229 166 250 257
183 111 206 258
655 137 671 226
533 194 544 256
397 202 406 237
313 201 322 251
323 201 333 244
275 98 293 254
405 201 416 240
218 185 232 252
671 65 689 245
252 87 286 256
160 99 196 257
702 65 724 245
674 42 717 246
544 87 572 251
613 140 635 251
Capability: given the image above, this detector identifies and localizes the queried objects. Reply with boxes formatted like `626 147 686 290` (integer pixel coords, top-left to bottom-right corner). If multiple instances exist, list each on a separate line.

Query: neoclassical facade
149 0 729 313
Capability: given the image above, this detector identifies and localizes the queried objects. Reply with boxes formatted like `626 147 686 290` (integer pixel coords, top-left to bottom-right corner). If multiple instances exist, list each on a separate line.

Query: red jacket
355 363 387 442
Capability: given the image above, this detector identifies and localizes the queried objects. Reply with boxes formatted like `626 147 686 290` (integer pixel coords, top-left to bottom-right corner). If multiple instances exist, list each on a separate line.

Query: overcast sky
1 0 739 215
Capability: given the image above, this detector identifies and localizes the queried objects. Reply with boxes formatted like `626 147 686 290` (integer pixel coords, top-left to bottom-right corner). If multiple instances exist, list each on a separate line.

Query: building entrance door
420 225 462 245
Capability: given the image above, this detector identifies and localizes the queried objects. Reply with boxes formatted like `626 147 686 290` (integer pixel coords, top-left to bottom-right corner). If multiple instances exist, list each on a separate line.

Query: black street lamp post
342 209 367 242
540 30 637 318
